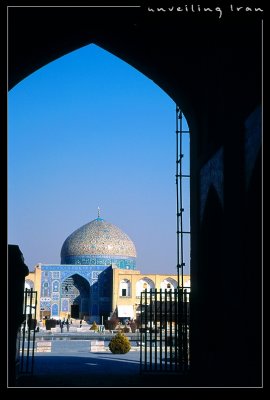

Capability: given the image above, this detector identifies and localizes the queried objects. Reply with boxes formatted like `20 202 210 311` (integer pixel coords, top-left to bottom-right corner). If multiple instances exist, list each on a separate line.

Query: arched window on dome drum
119 279 130 297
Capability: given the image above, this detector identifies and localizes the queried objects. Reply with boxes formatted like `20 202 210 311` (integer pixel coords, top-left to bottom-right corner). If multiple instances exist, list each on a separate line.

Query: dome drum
62 255 136 269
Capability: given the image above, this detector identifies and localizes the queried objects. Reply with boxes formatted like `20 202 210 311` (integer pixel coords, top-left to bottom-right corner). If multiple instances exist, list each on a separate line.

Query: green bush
90 321 99 331
109 332 131 354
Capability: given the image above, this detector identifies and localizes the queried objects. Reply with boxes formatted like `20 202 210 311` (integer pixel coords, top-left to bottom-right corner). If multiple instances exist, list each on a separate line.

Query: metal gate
139 105 190 374
19 288 37 375
139 288 190 373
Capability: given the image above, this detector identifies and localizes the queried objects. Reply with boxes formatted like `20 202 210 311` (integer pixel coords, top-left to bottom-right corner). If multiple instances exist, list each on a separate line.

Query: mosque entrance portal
61 274 90 319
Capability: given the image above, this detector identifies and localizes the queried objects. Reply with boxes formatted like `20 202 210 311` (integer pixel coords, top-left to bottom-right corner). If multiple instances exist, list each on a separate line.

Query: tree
105 314 119 330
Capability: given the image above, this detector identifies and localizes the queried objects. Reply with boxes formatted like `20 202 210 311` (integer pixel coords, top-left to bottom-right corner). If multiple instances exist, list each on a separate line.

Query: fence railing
19 288 37 375
140 288 190 374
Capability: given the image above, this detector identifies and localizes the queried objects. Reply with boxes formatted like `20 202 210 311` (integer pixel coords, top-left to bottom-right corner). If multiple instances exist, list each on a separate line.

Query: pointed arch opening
136 277 155 297
9 43 190 278
160 277 178 290
61 274 90 319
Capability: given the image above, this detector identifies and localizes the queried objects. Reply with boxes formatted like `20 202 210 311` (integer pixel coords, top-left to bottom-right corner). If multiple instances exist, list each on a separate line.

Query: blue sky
8 44 190 274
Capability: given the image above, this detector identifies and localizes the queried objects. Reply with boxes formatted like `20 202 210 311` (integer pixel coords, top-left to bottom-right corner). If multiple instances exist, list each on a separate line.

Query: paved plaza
17 339 187 388
18 351 141 387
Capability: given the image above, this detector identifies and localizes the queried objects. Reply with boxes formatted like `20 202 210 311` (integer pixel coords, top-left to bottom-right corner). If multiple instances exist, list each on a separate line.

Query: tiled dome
60 217 136 267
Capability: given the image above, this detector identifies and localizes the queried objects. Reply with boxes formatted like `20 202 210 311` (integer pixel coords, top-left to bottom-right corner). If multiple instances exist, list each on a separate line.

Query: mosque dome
60 216 137 269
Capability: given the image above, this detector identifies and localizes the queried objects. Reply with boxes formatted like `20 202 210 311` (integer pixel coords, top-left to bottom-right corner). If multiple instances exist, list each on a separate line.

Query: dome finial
97 206 101 218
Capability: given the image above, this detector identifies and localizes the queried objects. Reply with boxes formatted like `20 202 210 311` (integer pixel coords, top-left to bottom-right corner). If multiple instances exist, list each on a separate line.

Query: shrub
105 315 120 330
90 321 99 331
109 332 131 354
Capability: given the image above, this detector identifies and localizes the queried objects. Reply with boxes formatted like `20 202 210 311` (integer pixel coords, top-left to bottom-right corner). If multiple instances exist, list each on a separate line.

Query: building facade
112 267 190 321
26 215 190 323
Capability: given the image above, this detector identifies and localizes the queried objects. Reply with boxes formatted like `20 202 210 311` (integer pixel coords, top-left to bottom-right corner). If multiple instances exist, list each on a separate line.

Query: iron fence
19 288 37 375
140 288 190 374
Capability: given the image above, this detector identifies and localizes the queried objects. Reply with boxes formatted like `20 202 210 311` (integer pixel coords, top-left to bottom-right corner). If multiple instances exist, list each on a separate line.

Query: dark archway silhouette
242 149 262 386
194 185 225 385
7 7 262 387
